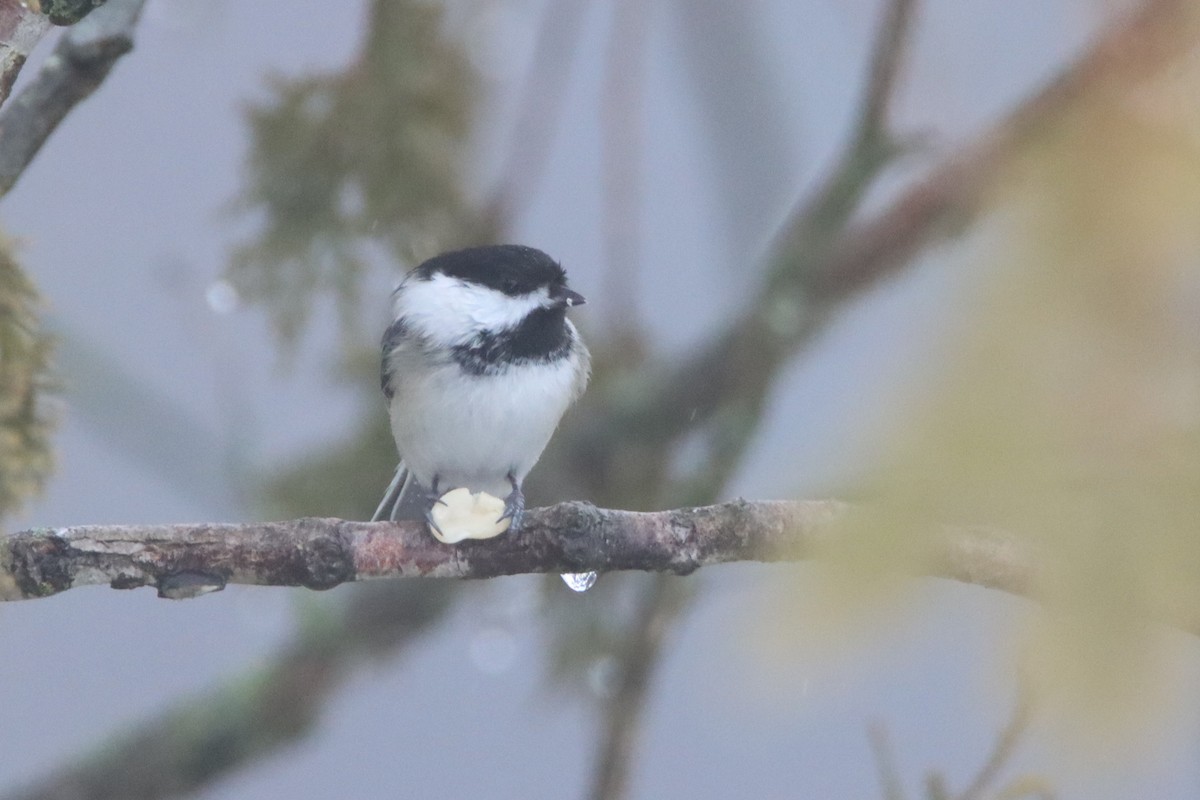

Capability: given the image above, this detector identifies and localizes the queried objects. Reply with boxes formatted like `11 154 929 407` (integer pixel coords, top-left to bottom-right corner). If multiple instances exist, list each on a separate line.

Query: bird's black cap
415 244 568 297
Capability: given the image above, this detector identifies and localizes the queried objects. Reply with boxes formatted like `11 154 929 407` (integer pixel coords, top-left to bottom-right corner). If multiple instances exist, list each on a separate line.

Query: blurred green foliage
228 0 482 346
0 232 55 523
228 0 493 519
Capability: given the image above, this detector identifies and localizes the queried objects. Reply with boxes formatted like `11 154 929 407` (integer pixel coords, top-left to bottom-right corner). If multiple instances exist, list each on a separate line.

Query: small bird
372 244 591 533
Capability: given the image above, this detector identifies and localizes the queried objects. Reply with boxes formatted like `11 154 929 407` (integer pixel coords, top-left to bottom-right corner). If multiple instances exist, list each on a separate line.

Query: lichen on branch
0 233 55 522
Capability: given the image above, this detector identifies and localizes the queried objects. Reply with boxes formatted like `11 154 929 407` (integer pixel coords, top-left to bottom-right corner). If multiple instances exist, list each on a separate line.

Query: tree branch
482 0 590 226
0 0 145 196
582 5 922 797
4 580 454 800
566 0 1200 498
0 499 1038 601
0 2 51 109
586 577 691 800
806 0 1200 298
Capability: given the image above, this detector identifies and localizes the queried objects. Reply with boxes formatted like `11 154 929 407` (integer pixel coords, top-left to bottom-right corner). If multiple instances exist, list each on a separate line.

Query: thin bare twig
953 686 1036 800
0 0 145 197
869 687 1040 800
569 0 1200 498
584 4 922 797
869 724 910 800
482 0 591 224
586 577 690 800
854 0 919 158
807 0 1200 298
567 0 924 511
600 0 653 334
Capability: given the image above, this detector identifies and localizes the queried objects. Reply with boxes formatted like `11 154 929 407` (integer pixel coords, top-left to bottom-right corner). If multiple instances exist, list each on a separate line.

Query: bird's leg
424 474 448 537
425 474 449 506
498 472 525 532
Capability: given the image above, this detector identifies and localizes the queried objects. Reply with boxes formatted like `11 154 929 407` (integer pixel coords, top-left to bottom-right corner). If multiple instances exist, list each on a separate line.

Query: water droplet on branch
560 571 597 592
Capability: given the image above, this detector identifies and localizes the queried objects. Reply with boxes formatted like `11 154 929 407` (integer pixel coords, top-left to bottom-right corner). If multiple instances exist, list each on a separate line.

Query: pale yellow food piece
427 488 512 543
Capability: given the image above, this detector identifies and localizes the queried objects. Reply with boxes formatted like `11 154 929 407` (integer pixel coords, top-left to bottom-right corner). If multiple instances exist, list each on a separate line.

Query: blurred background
1 0 1198 798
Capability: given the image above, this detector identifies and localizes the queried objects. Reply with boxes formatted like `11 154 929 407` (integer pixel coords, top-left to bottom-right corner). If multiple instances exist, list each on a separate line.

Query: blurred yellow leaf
799 37 1200 744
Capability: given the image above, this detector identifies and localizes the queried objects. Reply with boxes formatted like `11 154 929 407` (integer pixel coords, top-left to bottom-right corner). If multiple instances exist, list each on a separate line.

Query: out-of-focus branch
807 0 1200 298
599 0 653 334
0 2 51 108
950 686 1036 800
871 685 1043 800
0 0 145 196
585 4 920 797
869 724 909 800
4 580 454 800
666 0 922 507
566 0 1200 509
574 3 1200 795
483 0 591 226
856 0 918 154
0 498 1047 604
586 577 691 800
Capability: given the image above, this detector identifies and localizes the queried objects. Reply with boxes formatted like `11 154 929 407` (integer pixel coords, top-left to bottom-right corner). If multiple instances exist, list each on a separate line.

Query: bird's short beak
556 288 586 307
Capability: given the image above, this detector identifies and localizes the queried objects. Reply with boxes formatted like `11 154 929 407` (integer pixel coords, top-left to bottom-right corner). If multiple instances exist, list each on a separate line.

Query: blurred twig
950 687 1036 800
584 1 921 796
4 580 454 800
586 576 690 800
574 1 1200 796
871 685 1043 800
869 724 910 800
559 6 1200 786
665 0 798 252
484 0 591 226
806 0 1200 298
562 0 1200 510
0 0 145 197
52 324 241 514
600 0 653 334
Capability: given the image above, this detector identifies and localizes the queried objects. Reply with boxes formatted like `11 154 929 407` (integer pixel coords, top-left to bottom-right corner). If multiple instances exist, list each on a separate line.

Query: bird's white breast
387 350 584 498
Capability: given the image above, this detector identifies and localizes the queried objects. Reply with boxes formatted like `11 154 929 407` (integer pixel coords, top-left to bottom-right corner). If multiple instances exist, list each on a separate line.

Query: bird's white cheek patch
428 488 511 543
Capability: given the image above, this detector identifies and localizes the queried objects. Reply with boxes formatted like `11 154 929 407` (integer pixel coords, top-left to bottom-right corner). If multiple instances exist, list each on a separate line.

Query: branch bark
0 0 145 196
0 2 51 109
0 499 1036 601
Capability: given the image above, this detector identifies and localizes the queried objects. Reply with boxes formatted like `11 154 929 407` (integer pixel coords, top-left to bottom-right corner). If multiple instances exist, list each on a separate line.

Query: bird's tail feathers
371 465 420 522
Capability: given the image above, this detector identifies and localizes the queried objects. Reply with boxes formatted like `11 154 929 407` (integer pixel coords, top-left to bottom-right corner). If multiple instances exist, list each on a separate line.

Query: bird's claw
424 508 447 538
424 474 449 537
497 473 525 532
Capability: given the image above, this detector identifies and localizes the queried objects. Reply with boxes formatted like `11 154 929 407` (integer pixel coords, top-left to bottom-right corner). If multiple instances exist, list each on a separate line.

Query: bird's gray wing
375 315 430 522
380 317 410 400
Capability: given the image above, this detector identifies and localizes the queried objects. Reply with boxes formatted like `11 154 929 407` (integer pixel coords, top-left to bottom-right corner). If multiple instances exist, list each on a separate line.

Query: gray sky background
1 1 1196 798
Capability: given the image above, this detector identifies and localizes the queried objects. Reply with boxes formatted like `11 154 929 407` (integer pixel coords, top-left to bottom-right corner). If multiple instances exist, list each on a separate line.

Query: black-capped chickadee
372 244 591 533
